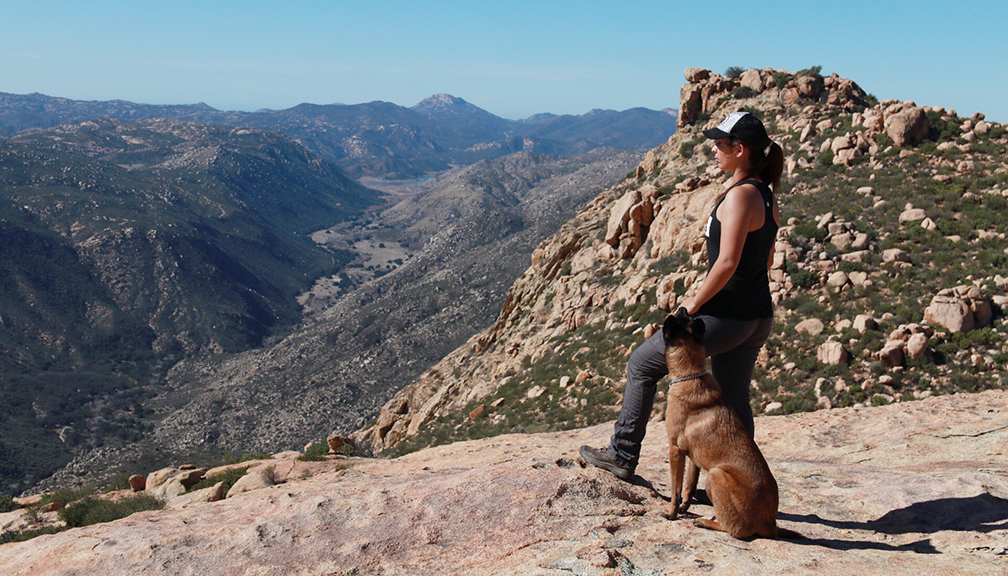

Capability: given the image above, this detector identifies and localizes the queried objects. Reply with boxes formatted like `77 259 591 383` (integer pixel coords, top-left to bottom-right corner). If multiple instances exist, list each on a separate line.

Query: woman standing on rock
581 111 784 481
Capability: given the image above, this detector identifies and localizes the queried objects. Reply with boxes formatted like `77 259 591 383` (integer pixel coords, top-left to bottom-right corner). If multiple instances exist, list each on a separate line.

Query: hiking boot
579 445 635 481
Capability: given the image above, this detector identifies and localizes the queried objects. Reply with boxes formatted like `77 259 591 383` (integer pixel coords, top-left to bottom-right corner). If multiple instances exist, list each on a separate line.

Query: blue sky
2 1 1006 121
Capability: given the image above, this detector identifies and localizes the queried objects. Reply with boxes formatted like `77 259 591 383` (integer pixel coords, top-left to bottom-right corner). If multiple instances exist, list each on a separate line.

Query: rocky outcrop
354 67 1007 455
925 285 993 333
2 391 1006 575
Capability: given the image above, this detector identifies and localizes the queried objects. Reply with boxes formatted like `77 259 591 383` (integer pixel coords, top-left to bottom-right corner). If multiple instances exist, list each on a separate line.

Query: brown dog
662 311 780 539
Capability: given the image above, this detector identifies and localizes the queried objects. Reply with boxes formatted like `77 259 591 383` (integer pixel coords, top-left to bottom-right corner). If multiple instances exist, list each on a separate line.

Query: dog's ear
690 317 706 344
662 313 680 346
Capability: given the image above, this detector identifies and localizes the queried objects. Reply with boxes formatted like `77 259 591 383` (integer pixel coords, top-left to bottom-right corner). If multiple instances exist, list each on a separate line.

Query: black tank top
700 179 777 319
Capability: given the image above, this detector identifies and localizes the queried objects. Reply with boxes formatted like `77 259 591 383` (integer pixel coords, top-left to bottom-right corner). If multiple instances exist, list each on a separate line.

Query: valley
0 91 661 493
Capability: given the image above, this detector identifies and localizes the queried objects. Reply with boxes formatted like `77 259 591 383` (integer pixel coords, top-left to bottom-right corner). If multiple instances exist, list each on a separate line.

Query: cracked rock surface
2 390 1006 575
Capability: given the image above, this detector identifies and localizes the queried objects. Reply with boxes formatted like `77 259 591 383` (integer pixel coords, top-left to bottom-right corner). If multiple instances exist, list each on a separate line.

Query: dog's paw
665 504 679 521
677 502 692 515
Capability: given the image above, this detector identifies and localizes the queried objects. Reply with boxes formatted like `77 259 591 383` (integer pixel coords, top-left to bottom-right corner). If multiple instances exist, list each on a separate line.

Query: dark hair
746 141 784 192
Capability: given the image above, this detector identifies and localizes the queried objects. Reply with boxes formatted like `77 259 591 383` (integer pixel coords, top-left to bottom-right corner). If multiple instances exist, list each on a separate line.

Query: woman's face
713 138 744 171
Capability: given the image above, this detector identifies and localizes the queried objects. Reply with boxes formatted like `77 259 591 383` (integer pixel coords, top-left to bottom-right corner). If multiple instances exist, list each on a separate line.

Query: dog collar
668 370 708 384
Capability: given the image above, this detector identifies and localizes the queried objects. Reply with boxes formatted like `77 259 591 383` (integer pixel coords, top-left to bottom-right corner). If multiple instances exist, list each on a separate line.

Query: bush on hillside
773 71 792 89
299 440 329 461
58 494 164 528
725 66 745 79
187 467 247 494
795 65 823 78
733 86 758 99
0 494 15 513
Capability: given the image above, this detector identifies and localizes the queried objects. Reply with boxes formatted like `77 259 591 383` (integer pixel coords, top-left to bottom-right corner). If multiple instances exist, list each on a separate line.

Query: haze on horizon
1 0 1006 122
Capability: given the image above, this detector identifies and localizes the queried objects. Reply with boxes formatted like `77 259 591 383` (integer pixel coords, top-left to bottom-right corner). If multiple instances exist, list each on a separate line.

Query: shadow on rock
781 492 1008 535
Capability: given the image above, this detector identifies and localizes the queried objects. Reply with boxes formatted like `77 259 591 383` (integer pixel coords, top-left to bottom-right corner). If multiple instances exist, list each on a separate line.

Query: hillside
0 91 677 179
1 389 1005 574
355 67 1008 456
30 148 641 491
0 118 377 492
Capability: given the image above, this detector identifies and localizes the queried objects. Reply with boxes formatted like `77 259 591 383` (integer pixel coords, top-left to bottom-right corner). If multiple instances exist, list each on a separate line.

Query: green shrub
816 150 834 169
733 86 758 99
104 472 131 492
298 440 329 461
0 494 15 513
187 467 247 494
224 451 272 465
926 111 961 143
58 494 164 528
725 66 745 79
1 525 65 544
795 65 823 79
773 71 792 89
42 486 95 508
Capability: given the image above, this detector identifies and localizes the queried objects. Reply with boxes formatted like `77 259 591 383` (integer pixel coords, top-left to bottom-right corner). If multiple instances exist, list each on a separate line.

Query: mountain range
0 91 677 179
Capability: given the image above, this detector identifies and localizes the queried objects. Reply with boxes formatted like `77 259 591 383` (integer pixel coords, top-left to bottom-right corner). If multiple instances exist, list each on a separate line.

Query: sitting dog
662 309 780 539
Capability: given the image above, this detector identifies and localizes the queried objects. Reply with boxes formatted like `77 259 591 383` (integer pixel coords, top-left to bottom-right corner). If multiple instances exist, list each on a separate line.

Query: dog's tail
774 526 805 540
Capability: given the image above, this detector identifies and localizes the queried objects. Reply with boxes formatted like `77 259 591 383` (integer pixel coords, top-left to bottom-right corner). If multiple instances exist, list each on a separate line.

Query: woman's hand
679 297 698 315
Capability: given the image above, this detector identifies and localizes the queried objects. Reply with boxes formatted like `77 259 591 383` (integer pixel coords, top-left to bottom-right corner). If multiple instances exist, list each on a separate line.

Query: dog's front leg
667 445 686 520
679 458 700 514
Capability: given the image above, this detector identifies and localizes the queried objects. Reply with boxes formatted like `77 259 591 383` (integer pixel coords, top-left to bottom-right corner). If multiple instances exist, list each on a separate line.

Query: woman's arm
682 186 760 314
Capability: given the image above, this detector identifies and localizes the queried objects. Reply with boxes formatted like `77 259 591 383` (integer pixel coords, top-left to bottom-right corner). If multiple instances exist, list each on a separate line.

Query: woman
581 111 783 481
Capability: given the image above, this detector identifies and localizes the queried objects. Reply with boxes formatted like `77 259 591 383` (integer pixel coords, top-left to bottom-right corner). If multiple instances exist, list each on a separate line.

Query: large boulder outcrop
924 286 992 333
884 106 930 147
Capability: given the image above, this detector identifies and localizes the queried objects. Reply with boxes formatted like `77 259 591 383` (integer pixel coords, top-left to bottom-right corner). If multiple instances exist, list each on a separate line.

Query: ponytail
748 141 784 192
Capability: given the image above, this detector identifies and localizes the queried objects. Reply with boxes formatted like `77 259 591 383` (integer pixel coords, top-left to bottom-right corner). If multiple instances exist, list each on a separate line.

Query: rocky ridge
1 389 1006 574
355 67 1008 455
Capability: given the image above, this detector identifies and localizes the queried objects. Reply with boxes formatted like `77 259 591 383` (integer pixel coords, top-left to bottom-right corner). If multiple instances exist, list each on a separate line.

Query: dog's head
662 307 705 348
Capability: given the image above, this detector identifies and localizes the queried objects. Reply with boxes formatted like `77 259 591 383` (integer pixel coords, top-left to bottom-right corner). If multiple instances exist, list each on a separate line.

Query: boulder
882 248 910 263
128 474 146 492
884 107 930 147
679 83 704 127
684 68 710 82
878 341 906 367
830 232 853 251
605 190 642 247
327 435 355 455
740 69 765 92
148 477 186 500
853 315 879 333
817 341 848 365
924 294 974 333
906 333 928 359
848 271 869 287
177 468 208 489
831 135 854 153
899 207 927 224
167 482 225 510
146 467 178 491
12 494 43 507
468 405 487 421
795 75 824 98
575 370 592 384
226 467 276 499
827 271 850 290
851 233 870 250
795 318 825 336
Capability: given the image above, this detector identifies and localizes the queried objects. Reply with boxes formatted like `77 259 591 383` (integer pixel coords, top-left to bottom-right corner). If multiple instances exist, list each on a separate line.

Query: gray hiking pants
608 315 773 470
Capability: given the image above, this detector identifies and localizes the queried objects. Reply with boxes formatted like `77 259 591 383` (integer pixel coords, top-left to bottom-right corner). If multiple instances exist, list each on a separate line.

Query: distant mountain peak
411 94 495 120
414 93 469 109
